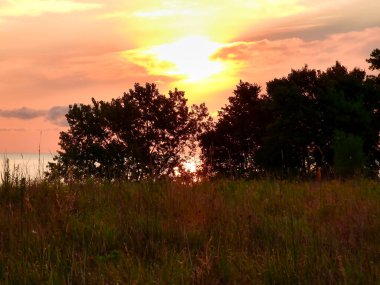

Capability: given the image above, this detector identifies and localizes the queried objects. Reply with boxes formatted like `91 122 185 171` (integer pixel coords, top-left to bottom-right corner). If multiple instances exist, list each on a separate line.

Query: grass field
0 177 379 284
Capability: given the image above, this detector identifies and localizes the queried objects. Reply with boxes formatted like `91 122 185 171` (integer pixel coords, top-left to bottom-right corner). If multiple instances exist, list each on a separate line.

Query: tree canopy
48 49 380 181
366 48 380 71
200 81 271 178
48 83 210 181
200 50 380 179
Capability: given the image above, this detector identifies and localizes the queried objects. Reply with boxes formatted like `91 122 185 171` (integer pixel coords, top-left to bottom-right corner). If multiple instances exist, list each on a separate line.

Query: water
0 153 55 179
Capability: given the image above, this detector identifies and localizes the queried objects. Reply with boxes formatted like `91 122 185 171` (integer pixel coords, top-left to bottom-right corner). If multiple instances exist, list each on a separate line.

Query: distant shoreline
0 153 55 178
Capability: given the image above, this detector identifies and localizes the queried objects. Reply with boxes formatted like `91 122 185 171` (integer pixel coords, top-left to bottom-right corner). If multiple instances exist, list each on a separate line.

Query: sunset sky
1 0 379 153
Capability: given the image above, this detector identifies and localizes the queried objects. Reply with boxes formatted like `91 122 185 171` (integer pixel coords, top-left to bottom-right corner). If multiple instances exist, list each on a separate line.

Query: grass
0 175 379 284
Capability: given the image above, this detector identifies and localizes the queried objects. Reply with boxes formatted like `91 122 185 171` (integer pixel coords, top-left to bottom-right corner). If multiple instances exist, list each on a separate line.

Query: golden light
173 157 201 177
183 160 197 173
139 36 225 82
1 0 101 17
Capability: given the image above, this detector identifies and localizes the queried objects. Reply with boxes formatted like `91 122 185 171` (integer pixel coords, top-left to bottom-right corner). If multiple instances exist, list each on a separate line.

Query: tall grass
0 174 379 284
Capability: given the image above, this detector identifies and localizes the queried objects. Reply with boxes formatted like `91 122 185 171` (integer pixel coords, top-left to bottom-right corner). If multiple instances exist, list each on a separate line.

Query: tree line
47 49 380 180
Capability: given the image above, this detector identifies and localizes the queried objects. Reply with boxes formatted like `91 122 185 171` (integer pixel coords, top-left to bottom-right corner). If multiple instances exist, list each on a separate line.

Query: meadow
0 175 379 284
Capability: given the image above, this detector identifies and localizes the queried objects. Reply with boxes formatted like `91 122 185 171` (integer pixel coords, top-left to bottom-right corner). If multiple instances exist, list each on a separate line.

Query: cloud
212 27 380 87
0 106 69 126
123 49 179 77
121 36 226 82
46 106 69 126
234 0 380 43
0 107 45 120
0 0 102 18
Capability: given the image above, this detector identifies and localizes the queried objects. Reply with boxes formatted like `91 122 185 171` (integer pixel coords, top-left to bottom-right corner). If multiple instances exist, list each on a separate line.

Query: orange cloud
122 36 226 82
213 27 380 88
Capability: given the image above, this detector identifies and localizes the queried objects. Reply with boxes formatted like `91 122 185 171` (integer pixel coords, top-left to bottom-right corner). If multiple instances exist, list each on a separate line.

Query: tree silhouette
48 50 380 181
47 83 210 181
255 66 318 176
366 48 380 71
259 62 380 177
201 52 380 178
200 81 271 178
332 131 366 177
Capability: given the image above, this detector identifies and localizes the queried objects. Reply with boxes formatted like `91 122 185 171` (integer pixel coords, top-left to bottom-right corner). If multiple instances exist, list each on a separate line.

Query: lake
0 153 55 179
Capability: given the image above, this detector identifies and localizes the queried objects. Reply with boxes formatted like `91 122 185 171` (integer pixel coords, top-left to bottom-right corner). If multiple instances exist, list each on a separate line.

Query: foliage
201 50 380 178
332 131 366 177
200 81 271 178
366 48 380 71
47 83 210 181
46 49 380 180
256 66 318 176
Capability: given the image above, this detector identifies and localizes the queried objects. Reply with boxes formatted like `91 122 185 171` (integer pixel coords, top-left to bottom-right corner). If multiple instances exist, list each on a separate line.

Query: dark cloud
0 106 69 126
0 107 45 120
46 106 69 127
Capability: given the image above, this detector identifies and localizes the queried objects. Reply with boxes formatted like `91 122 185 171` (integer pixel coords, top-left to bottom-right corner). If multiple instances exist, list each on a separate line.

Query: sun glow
142 36 225 82
183 160 198 173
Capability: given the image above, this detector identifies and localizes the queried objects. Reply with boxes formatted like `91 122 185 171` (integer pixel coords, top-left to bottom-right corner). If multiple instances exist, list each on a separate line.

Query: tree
257 62 380 178
332 131 366 178
317 62 380 177
255 66 318 176
47 83 210 181
366 48 380 71
363 49 380 173
200 81 271 178
202 57 380 179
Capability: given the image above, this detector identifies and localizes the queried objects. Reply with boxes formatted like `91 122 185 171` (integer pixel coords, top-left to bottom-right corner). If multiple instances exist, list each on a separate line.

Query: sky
0 0 379 153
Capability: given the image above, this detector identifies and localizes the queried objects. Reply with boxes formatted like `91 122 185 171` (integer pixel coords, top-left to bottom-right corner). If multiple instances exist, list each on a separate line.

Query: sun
145 36 225 82
183 160 197 173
